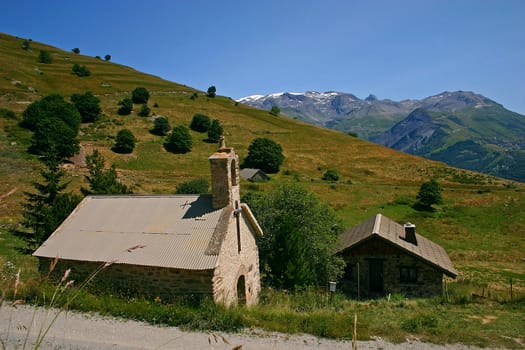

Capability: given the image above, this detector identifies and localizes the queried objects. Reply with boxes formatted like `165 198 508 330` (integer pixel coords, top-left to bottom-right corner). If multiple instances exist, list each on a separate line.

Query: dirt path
0 305 504 350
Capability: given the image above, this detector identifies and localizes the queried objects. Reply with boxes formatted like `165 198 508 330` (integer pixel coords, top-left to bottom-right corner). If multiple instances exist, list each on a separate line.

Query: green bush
415 178 443 211
113 129 136 154
0 107 16 120
117 98 133 115
207 119 223 143
38 50 52 63
242 137 284 174
164 125 192 154
151 116 170 136
71 92 101 123
207 86 216 98
138 104 150 117
132 87 150 104
190 113 211 132
322 169 340 182
72 64 91 77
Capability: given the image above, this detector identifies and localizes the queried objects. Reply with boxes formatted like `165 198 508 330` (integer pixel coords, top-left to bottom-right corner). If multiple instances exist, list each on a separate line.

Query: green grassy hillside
0 32 524 298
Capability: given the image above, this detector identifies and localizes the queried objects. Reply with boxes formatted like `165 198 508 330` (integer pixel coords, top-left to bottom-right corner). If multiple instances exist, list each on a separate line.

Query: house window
400 266 418 283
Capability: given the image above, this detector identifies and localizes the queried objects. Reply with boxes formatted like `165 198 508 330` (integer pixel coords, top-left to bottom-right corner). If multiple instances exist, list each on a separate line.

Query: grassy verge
4 267 523 349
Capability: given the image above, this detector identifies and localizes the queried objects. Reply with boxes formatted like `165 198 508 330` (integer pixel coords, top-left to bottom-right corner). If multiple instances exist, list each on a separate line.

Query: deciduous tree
207 86 216 98
207 119 223 143
416 178 443 211
22 94 81 163
71 92 101 123
244 184 344 289
242 138 284 174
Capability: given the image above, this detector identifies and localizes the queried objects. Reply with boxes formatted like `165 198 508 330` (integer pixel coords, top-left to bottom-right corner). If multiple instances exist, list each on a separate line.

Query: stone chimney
403 223 417 245
209 137 240 209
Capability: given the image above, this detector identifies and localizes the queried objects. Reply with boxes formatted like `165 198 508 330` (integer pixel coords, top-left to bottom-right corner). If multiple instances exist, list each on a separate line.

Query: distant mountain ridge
239 91 525 182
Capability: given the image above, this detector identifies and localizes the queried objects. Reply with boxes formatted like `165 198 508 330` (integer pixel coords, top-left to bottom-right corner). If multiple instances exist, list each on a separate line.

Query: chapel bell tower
209 137 240 209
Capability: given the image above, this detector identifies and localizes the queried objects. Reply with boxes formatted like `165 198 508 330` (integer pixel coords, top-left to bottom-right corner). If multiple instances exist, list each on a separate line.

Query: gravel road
0 305 505 350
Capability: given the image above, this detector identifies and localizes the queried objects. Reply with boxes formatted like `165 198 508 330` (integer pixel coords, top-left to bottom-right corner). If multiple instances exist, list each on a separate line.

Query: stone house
239 168 269 182
33 139 263 306
337 214 457 298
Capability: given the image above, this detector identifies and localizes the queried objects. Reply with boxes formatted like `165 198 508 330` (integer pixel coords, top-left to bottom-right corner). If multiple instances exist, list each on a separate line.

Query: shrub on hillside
207 119 223 143
242 138 284 174
71 92 101 123
72 64 91 77
132 87 150 104
207 86 216 98
138 104 150 117
322 169 340 182
0 108 16 120
113 129 136 154
151 116 171 136
415 178 443 211
117 98 133 115
164 125 192 154
38 50 52 64
22 94 81 163
190 113 211 132
22 39 31 50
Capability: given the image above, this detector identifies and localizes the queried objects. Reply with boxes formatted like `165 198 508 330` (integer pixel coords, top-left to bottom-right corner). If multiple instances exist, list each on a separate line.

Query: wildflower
103 259 118 268
13 268 20 299
49 256 59 275
65 280 74 288
61 268 71 282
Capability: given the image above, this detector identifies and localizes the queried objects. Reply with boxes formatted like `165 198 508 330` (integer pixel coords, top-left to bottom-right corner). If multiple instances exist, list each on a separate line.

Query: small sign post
329 281 337 304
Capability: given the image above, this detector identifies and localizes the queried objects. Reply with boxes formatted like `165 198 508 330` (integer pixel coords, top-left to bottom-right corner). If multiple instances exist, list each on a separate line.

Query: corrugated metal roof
33 195 225 270
338 214 457 277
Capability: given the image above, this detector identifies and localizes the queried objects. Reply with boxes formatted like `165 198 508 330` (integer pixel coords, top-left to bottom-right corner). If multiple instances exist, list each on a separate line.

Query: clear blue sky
2 0 524 114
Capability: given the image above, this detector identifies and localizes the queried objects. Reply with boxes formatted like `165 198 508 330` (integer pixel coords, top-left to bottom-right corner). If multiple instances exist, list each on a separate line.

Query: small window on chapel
235 201 241 253
400 267 418 283
231 159 238 186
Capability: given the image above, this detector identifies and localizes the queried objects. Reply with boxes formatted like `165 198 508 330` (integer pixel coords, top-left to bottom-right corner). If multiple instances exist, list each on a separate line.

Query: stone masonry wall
212 211 261 306
340 238 443 298
39 258 214 302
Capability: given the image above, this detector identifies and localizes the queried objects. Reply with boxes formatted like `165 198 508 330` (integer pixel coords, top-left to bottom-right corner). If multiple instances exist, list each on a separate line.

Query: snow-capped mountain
238 91 525 182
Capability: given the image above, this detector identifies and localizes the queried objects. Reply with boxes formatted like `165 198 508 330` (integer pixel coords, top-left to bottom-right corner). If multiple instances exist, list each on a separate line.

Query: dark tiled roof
240 168 268 180
338 214 457 277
